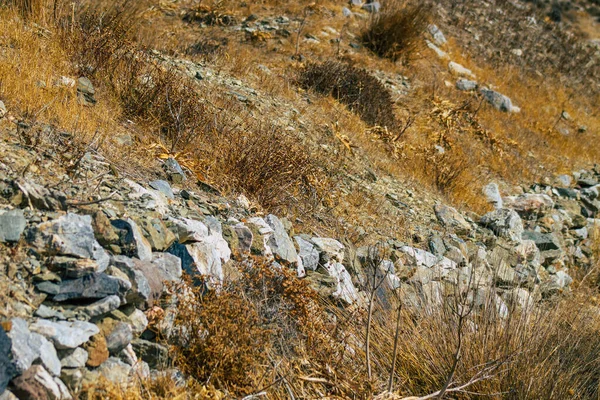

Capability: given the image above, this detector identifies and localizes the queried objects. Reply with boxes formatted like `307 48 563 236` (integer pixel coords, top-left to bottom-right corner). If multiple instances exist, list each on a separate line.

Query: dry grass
162 255 600 399
360 0 431 64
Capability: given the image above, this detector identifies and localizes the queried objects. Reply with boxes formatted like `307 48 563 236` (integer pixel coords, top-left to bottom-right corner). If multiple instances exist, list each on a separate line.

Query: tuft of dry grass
360 0 431 64
297 60 398 129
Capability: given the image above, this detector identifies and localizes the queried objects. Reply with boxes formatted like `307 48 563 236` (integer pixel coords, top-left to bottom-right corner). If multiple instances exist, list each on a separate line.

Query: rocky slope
0 101 599 398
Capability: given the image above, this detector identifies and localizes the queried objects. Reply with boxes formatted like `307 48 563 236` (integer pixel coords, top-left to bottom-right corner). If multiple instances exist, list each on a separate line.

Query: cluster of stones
0 152 379 398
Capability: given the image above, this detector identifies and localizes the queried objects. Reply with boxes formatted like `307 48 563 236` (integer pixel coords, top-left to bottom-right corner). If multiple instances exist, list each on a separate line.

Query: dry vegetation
2 0 600 397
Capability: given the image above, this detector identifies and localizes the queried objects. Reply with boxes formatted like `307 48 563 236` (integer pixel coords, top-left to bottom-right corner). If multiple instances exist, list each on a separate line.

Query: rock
49 257 101 279
131 339 169 369
456 78 477 91
168 217 209 243
400 246 457 270
7 318 61 376
521 231 561 251
59 368 83 393
29 320 99 350
138 218 177 252
91 211 119 247
11 365 71 400
428 234 446 256
111 218 153 261
119 344 138 366
320 262 359 304
13 179 66 211
127 309 148 337
50 273 131 302
342 7 352 17
555 187 579 199
483 182 503 209
151 252 182 282
480 209 524 243
124 180 170 215
0 390 18 400
0 209 26 242
77 77 96 106
83 334 108 367
434 204 471 234
149 180 174 199
0 100 6 118
362 1 380 13
82 295 121 319
428 24 447 46
426 41 449 59
185 241 224 284
480 88 518 112
265 214 299 266
163 157 186 183
311 237 345 264
556 174 573 187
505 194 554 216
59 348 88 369
0 325 16 393
96 357 132 385
448 61 475 78
102 321 133 355
233 223 253 254
28 213 109 272
111 257 151 305
295 236 319 271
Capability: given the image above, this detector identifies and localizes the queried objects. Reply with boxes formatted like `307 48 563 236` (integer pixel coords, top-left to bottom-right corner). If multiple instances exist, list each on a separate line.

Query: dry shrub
171 260 348 398
172 277 272 396
360 0 431 64
297 60 398 129
199 123 322 211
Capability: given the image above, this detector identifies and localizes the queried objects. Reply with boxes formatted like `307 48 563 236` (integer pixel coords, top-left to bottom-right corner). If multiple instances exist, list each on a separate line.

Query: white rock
448 61 475 78
30 320 99 350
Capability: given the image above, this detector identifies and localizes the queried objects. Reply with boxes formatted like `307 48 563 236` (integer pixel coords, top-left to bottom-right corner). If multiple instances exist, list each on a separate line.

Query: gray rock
483 182 503 209
111 218 153 261
311 237 345 264
96 357 132 385
342 7 352 17
265 214 298 265
29 319 99 350
0 209 26 242
434 204 472 234
556 174 572 187
400 246 457 271
362 1 380 13
0 325 16 393
164 157 186 183
449 61 475 78
82 295 121 319
13 179 66 211
105 322 133 355
321 262 360 304
428 24 447 46
51 273 131 302
149 180 174 199
428 234 446 256
480 88 518 112
7 318 61 376
151 252 182 282
295 236 319 271
50 256 101 279
522 231 561 251
34 305 65 320
59 348 88 368
112 256 152 305
426 41 449 59
456 78 477 91
505 193 554 215
77 77 96 105
28 213 109 272
480 209 524 243
131 339 169 369
556 187 579 199
0 100 6 119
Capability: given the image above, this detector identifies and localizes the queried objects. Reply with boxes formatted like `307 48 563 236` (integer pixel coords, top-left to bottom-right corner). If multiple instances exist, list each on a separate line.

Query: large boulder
41 273 131 303
7 318 61 376
27 213 109 272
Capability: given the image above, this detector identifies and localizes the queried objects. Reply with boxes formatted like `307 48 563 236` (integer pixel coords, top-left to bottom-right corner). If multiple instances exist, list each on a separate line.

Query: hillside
0 0 599 399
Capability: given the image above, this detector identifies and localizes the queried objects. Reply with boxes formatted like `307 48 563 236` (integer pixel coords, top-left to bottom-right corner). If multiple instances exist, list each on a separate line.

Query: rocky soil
0 102 599 397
